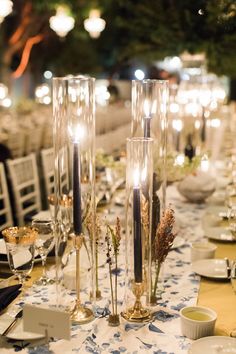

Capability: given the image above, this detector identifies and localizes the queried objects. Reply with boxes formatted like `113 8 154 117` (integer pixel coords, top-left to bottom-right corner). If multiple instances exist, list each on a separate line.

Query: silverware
2 309 23 336
225 257 231 279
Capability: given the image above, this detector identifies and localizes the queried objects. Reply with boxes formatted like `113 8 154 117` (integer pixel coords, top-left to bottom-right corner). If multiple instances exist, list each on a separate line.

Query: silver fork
225 257 231 279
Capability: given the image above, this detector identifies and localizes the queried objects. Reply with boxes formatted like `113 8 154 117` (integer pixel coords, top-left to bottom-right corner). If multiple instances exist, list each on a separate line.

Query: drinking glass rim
2 226 38 244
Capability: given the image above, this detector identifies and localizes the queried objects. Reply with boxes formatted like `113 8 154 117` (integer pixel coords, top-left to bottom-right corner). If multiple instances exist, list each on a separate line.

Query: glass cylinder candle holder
131 80 169 307
131 79 168 248
53 76 96 324
122 137 153 322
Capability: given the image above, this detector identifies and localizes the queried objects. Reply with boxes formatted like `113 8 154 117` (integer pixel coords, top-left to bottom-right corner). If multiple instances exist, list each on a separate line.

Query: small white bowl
180 306 217 340
190 242 217 262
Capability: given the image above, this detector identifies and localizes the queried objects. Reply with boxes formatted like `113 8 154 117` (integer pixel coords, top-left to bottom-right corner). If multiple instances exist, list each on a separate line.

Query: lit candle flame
143 99 150 117
175 154 185 166
172 119 183 132
201 155 209 172
68 124 85 143
195 120 201 130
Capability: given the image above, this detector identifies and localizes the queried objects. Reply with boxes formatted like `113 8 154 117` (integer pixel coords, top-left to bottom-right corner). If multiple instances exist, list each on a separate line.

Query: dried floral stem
106 218 121 317
151 206 176 300
151 261 161 299
85 210 102 296
96 245 99 292
109 261 115 315
115 255 118 315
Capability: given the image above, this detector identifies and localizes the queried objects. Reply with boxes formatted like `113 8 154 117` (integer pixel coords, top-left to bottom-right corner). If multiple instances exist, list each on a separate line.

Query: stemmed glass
2 226 37 286
225 185 236 219
32 219 55 285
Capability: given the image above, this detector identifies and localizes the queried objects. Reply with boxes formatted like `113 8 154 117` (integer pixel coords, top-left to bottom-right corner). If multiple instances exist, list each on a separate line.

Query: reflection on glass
2 226 37 285
32 219 55 285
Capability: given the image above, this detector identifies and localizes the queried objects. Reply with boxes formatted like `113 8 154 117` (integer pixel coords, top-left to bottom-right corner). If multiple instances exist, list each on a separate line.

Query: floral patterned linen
0 185 206 354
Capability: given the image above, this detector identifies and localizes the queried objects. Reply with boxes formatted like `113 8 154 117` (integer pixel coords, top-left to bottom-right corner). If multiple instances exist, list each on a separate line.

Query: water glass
32 219 55 285
2 226 37 285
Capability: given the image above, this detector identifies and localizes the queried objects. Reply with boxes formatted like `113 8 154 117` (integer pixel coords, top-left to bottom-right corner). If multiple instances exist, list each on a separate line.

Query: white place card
23 304 70 340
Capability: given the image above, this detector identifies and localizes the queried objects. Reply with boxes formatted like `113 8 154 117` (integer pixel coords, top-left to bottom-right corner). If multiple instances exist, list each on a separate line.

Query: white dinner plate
192 259 229 279
6 319 44 340
189 336 236 354
171 236 185 249
205 227 236 242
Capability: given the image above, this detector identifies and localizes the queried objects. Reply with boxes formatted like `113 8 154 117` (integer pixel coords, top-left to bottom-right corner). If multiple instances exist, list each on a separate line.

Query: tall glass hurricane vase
131 79 169 304
53 76 96 324
122 137 153 322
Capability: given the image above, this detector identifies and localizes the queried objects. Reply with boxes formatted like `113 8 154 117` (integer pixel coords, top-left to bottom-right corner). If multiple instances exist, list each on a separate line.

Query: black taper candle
144 117 151 138
73 143 82 235
133 186 142 283
201 108 206 143
176 131 180 151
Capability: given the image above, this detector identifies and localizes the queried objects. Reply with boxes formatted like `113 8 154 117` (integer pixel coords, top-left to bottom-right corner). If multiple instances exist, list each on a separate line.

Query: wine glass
225 185 236 219
2 226 37 286
32 219 55 285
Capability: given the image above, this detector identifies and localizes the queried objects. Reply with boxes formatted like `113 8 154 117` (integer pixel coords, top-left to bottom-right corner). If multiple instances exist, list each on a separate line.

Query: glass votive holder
122 137 153 322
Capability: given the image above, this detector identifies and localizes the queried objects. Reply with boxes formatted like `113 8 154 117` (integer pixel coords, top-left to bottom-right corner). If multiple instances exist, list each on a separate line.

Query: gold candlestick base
121 282 151 322
71 300 94 324
70 234 94 324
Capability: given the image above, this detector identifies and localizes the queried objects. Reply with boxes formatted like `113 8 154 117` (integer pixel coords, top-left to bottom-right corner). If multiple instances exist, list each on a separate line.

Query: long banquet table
0 172 236 353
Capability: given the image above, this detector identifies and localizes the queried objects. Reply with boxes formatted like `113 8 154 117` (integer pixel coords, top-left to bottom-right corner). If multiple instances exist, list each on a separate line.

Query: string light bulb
49 5 75 37
84 9 106 38
0 0 13 24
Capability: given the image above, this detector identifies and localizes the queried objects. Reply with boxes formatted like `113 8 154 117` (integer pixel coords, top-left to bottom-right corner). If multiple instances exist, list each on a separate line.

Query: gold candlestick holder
121 281 151 322
71 235 94 324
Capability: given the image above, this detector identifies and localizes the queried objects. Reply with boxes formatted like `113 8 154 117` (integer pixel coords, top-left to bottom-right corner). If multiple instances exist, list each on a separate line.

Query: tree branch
9 2 32 45
12 34 44 78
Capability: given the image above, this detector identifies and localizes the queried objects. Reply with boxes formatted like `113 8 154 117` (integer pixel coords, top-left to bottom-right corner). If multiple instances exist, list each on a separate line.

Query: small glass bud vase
122 137 153 322
53 76 96 323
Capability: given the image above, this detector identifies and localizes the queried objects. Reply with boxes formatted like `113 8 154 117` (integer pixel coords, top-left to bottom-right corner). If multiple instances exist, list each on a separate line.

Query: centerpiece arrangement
53 76 96 324
52 76 176 326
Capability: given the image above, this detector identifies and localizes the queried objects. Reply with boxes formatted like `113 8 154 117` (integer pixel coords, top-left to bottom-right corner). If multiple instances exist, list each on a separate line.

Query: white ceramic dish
171 236 185 250
192 259 229 279
205 227 236 242
190 242 217 262
189 336 236 354
180 306 217 340
6 319 44 340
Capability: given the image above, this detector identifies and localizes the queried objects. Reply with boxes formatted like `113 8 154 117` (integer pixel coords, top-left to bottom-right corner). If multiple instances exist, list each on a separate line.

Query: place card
23 304 70 340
